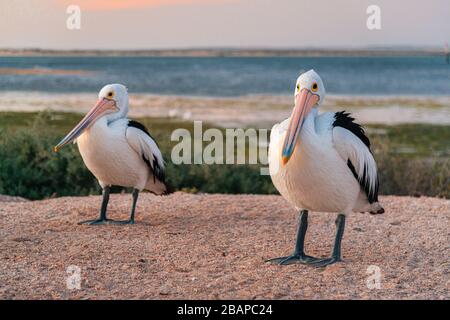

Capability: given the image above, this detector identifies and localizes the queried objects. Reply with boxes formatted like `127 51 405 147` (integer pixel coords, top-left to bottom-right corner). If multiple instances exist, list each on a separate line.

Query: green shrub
0 113 99 200
373 137 449 198
166 163 276 194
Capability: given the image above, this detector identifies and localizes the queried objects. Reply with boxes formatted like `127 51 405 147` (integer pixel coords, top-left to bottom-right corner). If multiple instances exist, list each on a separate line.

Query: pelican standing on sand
54 84 168 225
268 70 384 267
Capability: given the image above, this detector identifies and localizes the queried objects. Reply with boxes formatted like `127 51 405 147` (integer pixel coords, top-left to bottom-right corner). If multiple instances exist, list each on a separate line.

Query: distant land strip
0 67 93 75
0 48 448 57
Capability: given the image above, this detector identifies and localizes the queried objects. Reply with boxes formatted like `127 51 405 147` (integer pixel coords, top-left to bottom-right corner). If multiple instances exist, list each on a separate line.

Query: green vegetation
0 111 448 200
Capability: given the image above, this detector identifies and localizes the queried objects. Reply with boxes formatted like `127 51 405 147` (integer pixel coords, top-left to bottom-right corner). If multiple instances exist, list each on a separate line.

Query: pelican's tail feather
369 202 385 214
145 178 167 196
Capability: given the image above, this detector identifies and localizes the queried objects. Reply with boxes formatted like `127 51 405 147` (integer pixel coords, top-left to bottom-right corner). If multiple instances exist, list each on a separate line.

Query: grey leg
310 213 346 267
78 186 112 225
266 210 320 265
111 188 139 225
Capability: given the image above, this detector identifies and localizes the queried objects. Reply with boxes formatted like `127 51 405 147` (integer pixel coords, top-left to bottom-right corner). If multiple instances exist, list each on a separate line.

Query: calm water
0 56 449 96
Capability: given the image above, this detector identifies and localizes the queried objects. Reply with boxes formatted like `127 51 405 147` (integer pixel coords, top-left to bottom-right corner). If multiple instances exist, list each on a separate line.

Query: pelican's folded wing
126 120 165 183
332 111 379 203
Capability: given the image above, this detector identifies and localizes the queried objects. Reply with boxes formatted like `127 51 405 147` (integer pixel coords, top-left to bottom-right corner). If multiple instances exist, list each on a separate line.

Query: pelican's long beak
281 88 319 165
54 98 116 152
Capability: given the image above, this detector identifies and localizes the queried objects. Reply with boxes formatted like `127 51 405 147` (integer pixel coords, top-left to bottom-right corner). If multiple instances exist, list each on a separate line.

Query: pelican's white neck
105 106 128 123
87 116 108 134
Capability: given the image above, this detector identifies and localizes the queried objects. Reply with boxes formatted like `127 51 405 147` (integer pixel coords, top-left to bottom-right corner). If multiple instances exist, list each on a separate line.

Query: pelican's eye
107 91 114 98
311 82 318 92
296 84 301 91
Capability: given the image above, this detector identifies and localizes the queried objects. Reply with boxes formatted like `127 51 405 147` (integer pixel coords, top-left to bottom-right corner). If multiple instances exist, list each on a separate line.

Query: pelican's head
98 84 129 117
282 69 325 165
54 84 129 152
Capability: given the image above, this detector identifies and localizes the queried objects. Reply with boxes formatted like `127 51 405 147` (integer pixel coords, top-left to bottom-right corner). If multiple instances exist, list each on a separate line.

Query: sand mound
0 192 448 299
0 194 28 202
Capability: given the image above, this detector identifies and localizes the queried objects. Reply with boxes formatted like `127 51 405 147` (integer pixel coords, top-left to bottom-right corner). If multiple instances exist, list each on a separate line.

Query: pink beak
54 98 117 152
281 88 319 165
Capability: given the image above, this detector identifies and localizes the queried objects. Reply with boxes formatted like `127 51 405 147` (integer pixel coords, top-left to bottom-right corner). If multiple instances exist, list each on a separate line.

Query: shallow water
0 56 449 96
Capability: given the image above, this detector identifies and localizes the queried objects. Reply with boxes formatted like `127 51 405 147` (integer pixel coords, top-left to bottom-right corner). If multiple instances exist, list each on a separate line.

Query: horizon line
1 45 446 51
0 46 447 58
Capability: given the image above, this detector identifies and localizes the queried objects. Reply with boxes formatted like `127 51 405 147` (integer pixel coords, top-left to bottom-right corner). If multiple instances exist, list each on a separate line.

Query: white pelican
54 84 168 225
268 70 384 267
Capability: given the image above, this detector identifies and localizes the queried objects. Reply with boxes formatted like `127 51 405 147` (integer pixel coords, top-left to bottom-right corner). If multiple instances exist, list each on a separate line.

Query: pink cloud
56 0 234 11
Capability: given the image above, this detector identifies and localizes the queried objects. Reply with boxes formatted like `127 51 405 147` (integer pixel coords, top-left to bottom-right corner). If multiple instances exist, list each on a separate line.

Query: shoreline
0 92 449 127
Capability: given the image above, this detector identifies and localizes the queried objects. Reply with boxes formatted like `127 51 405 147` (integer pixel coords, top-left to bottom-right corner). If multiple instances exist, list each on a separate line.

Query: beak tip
53 146 59 153
282 156 289 166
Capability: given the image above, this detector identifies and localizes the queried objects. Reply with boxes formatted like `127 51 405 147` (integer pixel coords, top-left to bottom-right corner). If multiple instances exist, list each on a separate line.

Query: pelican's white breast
269 110 361 213
76 118 149 190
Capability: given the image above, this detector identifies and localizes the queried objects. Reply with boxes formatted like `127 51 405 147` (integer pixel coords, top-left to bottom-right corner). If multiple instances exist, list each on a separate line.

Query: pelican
54 84 168 225
268 70 384 267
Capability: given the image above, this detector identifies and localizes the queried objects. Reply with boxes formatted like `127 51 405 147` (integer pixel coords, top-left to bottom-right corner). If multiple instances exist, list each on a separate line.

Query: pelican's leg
266 210 320 265
129 189 139 224
78 186 112 225
310 214 345 267
111 189 139 225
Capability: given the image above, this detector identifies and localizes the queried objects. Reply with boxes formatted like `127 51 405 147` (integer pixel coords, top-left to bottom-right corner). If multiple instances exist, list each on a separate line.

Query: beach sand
0 92 449 127
0 192 448 299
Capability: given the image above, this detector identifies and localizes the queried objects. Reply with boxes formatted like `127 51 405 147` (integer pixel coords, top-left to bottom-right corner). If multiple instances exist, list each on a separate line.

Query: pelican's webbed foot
266 254 320 265
78 218 116 225
109 219 135 225
309 257 341 267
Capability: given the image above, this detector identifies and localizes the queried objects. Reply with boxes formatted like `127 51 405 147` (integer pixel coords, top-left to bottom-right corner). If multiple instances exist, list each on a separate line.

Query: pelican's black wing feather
128 120 165 183
333 111 379 203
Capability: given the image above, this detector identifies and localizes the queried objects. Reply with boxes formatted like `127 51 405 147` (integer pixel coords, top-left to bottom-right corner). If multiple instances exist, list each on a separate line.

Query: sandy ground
1 92 449 127
0 192 448 300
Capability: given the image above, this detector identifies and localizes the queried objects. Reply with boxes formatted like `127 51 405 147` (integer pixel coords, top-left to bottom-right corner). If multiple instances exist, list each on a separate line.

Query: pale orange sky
0 0 449 49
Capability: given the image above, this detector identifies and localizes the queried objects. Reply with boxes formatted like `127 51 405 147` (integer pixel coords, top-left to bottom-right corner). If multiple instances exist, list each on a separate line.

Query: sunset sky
0 0 449 49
